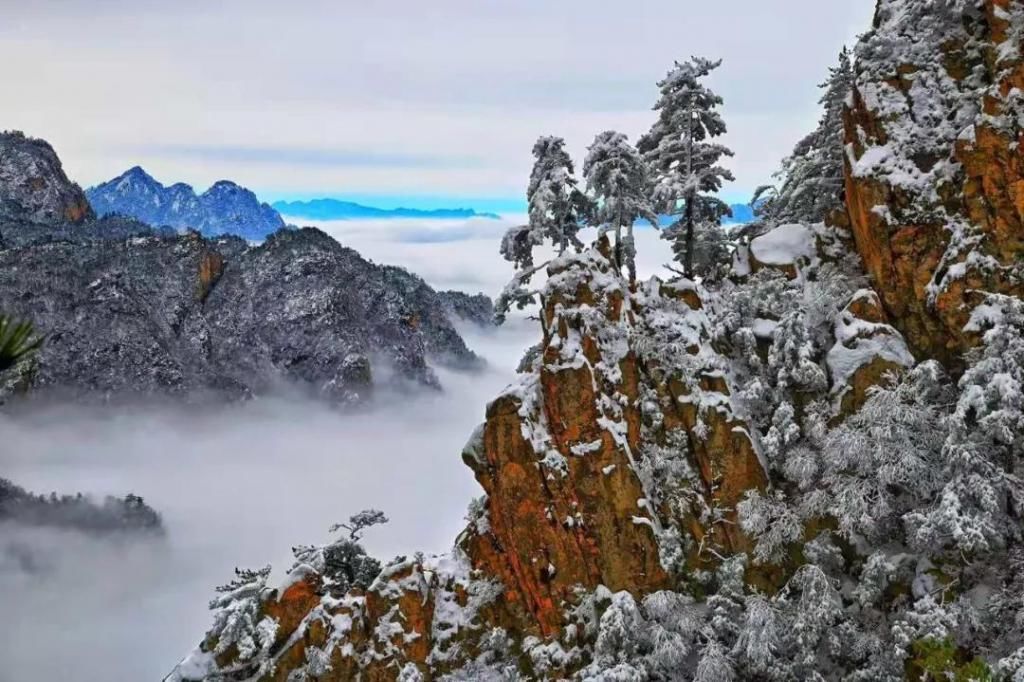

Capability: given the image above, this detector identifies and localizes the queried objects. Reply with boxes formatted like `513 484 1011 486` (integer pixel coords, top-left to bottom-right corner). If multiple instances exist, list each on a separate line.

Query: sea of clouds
0 216 676 679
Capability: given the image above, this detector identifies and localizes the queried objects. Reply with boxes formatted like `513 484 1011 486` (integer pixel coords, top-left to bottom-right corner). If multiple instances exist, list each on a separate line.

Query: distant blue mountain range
274 198 501 221
87 167 285 240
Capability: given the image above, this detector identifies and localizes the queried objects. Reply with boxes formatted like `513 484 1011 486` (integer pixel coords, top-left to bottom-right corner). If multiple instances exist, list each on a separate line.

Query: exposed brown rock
843 0 1024 368
172 241 771 681
827 289 914 418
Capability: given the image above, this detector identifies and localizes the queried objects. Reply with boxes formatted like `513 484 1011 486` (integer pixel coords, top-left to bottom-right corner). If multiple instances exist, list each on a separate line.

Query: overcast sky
1 0 873 209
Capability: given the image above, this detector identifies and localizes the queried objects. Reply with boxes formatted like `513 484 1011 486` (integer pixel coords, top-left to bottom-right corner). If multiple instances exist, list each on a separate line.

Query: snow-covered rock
86 166 286 240
0 131 93 226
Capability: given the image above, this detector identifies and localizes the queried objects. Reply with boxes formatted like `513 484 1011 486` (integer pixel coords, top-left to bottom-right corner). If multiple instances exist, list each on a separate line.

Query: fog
0 218 675 680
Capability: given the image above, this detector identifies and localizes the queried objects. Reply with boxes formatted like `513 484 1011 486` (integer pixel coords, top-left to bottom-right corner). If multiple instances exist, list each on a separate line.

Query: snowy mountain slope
87 167 286 240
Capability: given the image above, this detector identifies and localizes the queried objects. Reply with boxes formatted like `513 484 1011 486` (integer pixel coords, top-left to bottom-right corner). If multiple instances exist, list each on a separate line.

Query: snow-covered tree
754 48 854 225
205 566 279 676
638 57 735 279
292 509 388 596
804 363 948 543
583 130 658 281
527 136 589 256
909 294 1024 556
494 136 590 323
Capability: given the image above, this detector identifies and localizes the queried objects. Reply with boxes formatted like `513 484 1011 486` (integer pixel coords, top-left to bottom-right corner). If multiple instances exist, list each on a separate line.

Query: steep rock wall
844 0 1024 367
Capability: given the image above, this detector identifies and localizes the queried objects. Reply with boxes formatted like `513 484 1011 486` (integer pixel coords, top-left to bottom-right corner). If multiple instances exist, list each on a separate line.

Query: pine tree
754 48 854 225
494 136 590 324
638 57 735 279
583 130 658 282
909 294 1024 556
205 565 279 676
526 136 589 256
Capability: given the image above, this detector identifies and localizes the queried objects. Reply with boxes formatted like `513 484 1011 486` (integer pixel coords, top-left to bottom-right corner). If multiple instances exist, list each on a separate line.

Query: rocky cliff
0 228 482 404
844 0 1024 367
87 166 286 240
167 2 1024 679
167 240 773 680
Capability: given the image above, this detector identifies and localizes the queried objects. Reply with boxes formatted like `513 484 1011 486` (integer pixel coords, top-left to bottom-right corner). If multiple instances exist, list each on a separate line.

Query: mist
0 217 676 680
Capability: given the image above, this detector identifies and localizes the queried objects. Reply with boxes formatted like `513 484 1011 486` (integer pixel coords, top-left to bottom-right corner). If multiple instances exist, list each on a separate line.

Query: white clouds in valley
0 217 675 680
0 319 534 679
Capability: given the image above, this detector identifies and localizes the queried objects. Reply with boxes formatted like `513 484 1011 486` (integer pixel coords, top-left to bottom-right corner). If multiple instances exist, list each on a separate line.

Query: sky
1 0 873 209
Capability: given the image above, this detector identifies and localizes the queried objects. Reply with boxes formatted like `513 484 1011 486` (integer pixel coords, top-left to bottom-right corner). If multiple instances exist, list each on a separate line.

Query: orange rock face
169 243 770 681
463 243 767 640
843 0 1024 368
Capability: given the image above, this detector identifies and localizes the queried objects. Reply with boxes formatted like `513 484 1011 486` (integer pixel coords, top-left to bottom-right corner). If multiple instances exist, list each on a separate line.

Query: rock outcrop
0 131 93 225
168 240 769 680
87 166 286 240
826 288 915 416
843 0 1024 367
166 2 1024 679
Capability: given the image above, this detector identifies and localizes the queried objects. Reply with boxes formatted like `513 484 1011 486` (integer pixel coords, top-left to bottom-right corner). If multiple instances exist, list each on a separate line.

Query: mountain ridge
86 166 286 240
274 197 501 221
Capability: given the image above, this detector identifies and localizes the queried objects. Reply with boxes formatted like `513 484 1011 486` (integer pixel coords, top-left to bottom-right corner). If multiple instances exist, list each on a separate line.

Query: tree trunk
684 194 695 279
684 106 695 279
626 215 636 283
614 224 622 272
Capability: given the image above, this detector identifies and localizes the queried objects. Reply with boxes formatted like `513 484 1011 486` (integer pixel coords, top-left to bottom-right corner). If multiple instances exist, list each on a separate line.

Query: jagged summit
87 167 286 240
0 130 93 225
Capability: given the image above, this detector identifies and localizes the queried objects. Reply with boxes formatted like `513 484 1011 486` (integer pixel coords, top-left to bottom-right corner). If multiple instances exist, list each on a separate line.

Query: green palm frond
0 315 44 372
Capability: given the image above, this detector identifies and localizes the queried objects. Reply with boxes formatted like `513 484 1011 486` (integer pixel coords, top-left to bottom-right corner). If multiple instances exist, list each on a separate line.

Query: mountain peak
87 171 284 239
0 130 93 224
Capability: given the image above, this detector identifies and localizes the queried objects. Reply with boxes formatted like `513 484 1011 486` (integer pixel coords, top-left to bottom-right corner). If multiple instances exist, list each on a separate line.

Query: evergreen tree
0 314 43 372
754 48 855 225
526 136 589 256
638 57 735 279
292 508 388 597
582 130 658 282
495 136 589 323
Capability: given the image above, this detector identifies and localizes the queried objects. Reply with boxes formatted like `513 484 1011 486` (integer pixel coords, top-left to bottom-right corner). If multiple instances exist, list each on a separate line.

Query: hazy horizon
2 0 874 208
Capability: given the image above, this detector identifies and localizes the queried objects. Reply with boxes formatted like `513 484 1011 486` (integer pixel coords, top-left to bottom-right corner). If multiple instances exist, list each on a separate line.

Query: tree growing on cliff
753 48 855 225
638 57 734 279
909 294 1024 556
203 565 279 678
527 136 590 256
292 508 388 596
583 130 659 282
495 136 590 323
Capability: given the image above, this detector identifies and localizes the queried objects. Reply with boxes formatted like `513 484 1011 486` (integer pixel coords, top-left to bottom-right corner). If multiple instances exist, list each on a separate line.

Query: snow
750 223 816 267
751 318 778 339
826 302 915 396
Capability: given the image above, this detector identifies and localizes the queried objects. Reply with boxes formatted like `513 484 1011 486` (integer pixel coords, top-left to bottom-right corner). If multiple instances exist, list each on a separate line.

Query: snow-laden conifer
638 57 734 279
583 130 658 282
754 48 854 225
495 136 590 323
